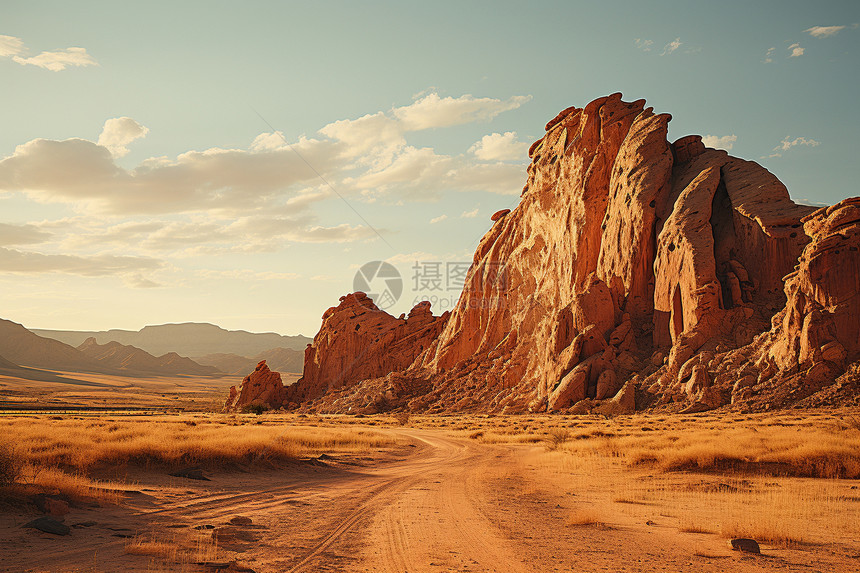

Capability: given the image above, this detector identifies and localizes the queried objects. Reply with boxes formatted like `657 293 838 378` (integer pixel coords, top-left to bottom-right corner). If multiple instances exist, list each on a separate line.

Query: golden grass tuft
125 532 221 566
565 509 605 527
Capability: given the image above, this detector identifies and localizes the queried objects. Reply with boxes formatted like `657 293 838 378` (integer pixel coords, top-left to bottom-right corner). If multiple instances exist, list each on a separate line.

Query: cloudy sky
1 1 858 337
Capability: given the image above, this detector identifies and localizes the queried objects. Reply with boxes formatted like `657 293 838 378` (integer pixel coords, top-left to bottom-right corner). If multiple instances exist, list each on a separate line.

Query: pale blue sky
1 1 858 336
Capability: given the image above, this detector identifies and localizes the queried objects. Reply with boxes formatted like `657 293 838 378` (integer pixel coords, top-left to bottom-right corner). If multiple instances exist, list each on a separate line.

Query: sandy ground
1 427 857 573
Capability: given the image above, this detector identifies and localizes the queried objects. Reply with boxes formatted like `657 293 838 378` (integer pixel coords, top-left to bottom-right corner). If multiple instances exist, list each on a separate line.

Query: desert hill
34 323 311 358
0 318 106 373
0 354 17 370
77 338 220 377
226 93 859 414
195 347 304 375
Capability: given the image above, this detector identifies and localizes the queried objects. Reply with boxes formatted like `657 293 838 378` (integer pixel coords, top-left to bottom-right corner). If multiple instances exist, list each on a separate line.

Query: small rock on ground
730 538 761 554
24 516 71 536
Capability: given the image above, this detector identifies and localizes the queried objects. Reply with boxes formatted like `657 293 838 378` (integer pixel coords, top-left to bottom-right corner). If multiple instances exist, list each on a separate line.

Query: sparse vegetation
546 428 571 450
0 414 397 505
565 509 604 527
0 443 22 486
242 403 270 415
0 415 395 473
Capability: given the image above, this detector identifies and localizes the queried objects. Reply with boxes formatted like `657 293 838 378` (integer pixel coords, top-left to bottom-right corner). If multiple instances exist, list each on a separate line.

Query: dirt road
2 428 855 572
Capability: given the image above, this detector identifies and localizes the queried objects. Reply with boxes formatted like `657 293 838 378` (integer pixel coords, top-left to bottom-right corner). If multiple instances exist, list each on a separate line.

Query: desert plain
1 372 858 573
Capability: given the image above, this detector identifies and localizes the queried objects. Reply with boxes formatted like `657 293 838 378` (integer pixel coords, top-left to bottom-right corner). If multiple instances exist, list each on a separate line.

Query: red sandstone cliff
231 94 859 414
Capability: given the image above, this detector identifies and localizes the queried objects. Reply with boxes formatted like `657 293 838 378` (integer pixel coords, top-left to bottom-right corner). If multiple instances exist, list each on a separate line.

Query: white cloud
788 43 805 57
461 208 479 218
430 214 448 224
298 224 376 243
0 223 51 246
469 132 528 161
319 111 404 168
763 47 775 63
0 136 342 214
0 247 161 277
762 136 821 159
805 25 847 38
0 35 24 57
1 35 97 71
97 117 149 157
386 251 440 265
393 93 531 131
661 38 682 56
250 131 287 151
197 269 300 281
13 46 97 71
777 136 820 151
349 146 452 197
0 91 530 268
701 134 737 151
634 38 653 52
0 92 531 215
124 274 163 288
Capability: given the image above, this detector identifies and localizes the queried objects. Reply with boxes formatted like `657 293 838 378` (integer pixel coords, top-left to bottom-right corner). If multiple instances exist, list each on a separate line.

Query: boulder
24 516 70 536
223 361 286 412
730 538 761 554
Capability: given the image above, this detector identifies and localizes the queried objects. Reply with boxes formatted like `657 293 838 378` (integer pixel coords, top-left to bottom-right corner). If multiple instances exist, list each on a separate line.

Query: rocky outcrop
713 198 860 408
282 293 449 406
248 94 858 414
223 360 286 412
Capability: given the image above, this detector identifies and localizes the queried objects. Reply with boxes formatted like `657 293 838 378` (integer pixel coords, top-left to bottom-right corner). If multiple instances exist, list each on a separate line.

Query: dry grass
0 414 396 472
565 508 605 527
0 413 397 504
0 443 22 486
439 409 860 548
125 531 220 567
440 410 860 479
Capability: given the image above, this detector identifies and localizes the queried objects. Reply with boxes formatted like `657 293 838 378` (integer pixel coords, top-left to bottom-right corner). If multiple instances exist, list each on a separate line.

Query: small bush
546 428 571 450
0 443 22 486
242 403 269 416
395 411 410 426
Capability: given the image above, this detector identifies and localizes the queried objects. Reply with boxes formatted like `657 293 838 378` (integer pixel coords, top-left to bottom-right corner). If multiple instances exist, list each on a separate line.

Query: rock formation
282 293 449 407
223 360 286 412
237 94 858 414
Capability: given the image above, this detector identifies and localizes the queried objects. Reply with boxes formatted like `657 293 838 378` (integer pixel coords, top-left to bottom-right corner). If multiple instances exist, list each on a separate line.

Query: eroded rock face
223 360 285 412
244 94 858 414
283 293 449 405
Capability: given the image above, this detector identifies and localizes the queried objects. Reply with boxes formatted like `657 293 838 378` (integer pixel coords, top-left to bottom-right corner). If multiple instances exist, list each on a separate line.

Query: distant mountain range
0 318 227 379
0 318 108 373
78 337 221 376
32 323 311 358
0 319 309 380
195 346 305 375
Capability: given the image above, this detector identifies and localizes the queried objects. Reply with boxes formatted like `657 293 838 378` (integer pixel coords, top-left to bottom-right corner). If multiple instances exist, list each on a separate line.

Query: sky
1 0 858 337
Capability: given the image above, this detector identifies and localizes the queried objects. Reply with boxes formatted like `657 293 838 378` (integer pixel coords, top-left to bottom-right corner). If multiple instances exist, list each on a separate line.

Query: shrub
395 411 410 426
242 403 269 416
0 443 22 486
546 428 571 450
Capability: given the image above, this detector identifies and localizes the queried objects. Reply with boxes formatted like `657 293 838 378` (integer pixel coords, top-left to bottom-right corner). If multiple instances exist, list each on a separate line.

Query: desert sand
1 408 857 573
